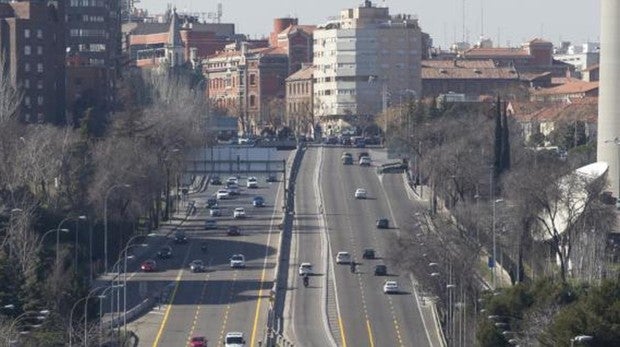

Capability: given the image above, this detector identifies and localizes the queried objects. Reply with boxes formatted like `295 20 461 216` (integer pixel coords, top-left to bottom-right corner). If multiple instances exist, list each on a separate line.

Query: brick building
203 43 289 135
285 64 314 137
269 17 315 74
0 0 65 124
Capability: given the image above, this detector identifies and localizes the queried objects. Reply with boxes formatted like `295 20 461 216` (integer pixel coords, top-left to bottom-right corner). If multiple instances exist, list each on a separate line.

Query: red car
189 336 207 347
140 259 157 272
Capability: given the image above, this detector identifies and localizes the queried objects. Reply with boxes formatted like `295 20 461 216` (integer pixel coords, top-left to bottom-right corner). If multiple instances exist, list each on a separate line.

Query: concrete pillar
597 0 620 197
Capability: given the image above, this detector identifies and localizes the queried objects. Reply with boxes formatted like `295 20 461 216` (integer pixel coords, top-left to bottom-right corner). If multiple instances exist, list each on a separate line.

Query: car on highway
211 176 222 185
358 151 369 160
359 156 371 166
354 188 367 199
246 177 258 188
233 207 246 219
252 196 265 207
209 206 222 217
383 280 399 294
189 336 207 347
174 230 188 244
224 332 246 347
156 245 173 259
216 189 230 200
342 155 353 165
298 262 313 276
362 248 375 259
374 264 388 276
206 198 218 208
189 259 206 273
227 176 239 185
140 259 157 272
376 218 389 229
227 225 241 236
266 173 278 182
229 254 246 268
204 219 217 230
226 184 240 195
336 251 351 264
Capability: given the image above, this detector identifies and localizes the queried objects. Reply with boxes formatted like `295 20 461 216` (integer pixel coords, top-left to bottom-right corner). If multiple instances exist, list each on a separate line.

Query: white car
233 207 246 219
383 280 399 294
298 262 313 276
230 254 246 268
246 177 258 188
224 332 246 347
216 189 229 200
336 251 351 264
359 156 371 166
227 176 239 185
209 206 221 217
354 188 367 199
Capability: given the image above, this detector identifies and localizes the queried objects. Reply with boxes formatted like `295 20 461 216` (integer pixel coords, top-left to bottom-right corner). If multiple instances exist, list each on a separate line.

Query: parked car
140 259 157 272
189 259 206 273
376 218 389 229
383 280 399 294
189 336 207 347
216 189 230 200
246 177 258 188
336 251 351 264
204 219 217 230
174 231 188 244
354 188 367 199
227 226 241 236
252 196 265 207
374 264 388 276
156 246 173 259
298 262 313 276
233 207 246 219
229 254 246 268
209 206 222 217
362 248 375 259
210 176 222 185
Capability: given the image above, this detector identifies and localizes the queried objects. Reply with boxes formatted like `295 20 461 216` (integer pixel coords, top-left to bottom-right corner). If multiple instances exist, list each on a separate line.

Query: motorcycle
350 262 356 273
201 243 208 253
303 275 309 287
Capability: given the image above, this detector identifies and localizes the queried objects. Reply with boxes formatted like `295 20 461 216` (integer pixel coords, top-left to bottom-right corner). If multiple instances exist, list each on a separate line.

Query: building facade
313 0 422 129
0 0 65 124
285 64 314 137
553 42 600 79
203 43 289 135
270 18 315 74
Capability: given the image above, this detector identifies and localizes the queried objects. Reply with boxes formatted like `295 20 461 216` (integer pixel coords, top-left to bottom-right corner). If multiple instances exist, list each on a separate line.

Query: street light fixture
104 184 131 273
6 310 50 346
55 215 86 267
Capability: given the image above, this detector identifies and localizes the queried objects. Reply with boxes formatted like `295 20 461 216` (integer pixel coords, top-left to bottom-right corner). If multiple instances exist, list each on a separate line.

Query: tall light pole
492 198 504 288
69 285 120 347
6 310 50 346
56 215 86 267
98 286 118 343
119 233 153 337
104 184 131 274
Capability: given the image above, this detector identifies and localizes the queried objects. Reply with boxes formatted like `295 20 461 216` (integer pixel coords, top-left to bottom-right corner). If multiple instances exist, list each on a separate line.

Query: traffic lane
289 148 334 347
322 150 374 347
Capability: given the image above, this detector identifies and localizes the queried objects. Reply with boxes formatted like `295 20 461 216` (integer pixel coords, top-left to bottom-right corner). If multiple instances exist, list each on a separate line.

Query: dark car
358 152 370 160
204 219 217 230
140 259 157 272
206 198 218 208
362 248 376 259
211 176 222 185
174 231 188 244
189 336 207 347
266 173 278 182
252 196 265 207
376 218 389 229
374 264 387 276
227 226 241 236
156 246 173 259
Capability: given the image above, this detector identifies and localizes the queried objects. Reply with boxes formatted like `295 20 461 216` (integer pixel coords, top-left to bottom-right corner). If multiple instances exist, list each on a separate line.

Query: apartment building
202 43 288 135
269 17 316 74
313 0 422 129
0 0 65 124
285 64 314 137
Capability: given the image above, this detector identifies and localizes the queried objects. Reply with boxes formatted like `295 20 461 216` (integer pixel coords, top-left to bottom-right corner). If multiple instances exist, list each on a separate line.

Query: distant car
246 177 258 188
227 177 239 185
211 176 222 185
359 156 371 166
362 248 375 259
342 156 353 165
174 231 188 244
230 254 246 268
374 264 388 276
233 207 246 219
298 262 313 276
227 225 241 236
156 246 173 259
336 251 351 264
266 174 278 182
376 218 389 229
383 280 399 294
355 188 367 199
216 189 230 200
206 198 218 208
209 206 222 217
252 196 265 207
358 152 369 160
226 184 240 195
342 151 352 158
189 336 207 347
204 219 217 230
189 259 206 273
140 259 157 272
224 332 246 347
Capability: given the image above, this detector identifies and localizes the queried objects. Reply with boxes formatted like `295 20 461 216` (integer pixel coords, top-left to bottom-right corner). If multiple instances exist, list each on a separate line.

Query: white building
554 42 600 79
313 0 422 129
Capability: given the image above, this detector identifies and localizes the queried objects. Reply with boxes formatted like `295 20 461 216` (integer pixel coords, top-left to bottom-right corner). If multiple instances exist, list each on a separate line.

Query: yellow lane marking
152 269 184 346
249 264 267 346
366 319 375 347
186 271 211 343
338 316 348 347
218 271 238 343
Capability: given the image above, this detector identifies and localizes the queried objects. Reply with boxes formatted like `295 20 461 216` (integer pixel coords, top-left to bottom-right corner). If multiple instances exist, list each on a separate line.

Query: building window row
79 43 106 52
23 29 44 39
69 0 106 7
23 63 44 73
70 28 107 38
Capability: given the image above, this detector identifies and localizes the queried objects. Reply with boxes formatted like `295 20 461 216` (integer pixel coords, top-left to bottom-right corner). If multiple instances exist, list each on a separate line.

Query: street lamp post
98 286 118 344
56 215 86 267
492 198 504 288
6 310 50 346
104 184 131 274
69 285 121 347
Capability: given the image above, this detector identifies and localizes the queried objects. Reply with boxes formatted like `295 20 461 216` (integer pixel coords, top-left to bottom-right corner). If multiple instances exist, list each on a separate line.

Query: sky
139 0 601 48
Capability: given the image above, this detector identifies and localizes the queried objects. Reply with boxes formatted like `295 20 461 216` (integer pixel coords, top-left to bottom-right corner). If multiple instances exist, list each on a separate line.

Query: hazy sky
140 0 600 48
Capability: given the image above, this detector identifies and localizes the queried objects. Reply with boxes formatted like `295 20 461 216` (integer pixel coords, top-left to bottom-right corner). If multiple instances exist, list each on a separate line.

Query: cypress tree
494 95 503 176
501 101 511 171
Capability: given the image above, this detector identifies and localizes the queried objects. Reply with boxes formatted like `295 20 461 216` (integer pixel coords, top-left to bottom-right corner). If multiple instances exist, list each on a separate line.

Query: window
24 96 31 107
37 30 43 39
24 79 30 89
24 46 31 55
37 80 43 89
37 46 43 55
37 63 43 73
249 74 256 85
24 63 31 72
37 96 43 106
24 29 30 38
250 95 256 107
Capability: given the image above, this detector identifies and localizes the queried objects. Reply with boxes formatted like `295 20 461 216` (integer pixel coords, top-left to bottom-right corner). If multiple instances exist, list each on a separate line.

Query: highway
125 169 286 346
288 146 434 347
